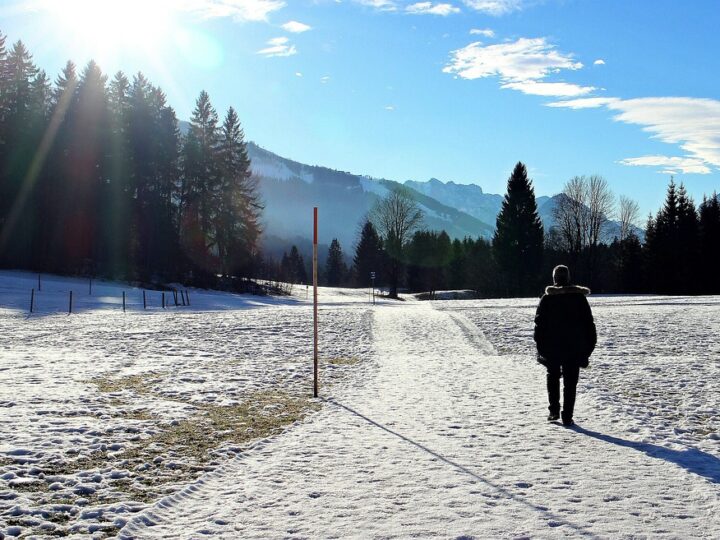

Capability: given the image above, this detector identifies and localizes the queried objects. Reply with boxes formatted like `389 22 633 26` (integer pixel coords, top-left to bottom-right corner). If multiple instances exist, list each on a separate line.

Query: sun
37 0 177 59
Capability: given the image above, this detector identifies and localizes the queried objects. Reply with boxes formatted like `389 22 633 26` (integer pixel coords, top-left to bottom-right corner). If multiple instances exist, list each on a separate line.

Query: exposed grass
325 356 361 366
91 372 164 394
155 391 318 462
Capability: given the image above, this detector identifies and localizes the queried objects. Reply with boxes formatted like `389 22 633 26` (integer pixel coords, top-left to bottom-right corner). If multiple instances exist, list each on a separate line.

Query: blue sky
2 0 719 220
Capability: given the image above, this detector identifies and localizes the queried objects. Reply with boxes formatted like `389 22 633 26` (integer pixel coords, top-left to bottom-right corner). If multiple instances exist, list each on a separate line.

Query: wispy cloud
258 36 297 56
462 0 524 15
443 37 591 97
320 75 331 83
502 80 594 97
550 96 720 174
470 28 495 37
385 105 395 111
178 0 285 22
593 58 605 65
406 2 460 15
546 97 619 109
618 156 712 175
282 20 311 32
354 0 398 11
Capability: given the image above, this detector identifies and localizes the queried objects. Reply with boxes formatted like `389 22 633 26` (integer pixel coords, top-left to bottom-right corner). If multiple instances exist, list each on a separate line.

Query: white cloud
354 0 398 11
470 28 495 37
295 72 303 77
501 80 594 97
550 96 720 174
258 36 297 56
282 20 312 32
406 2 460 15
593 59 605 65
443 37 590 97
385 105 395 111
546 97 619 109
618 155 712 175
178 0 285 22
608 97 720 170
462 0 524 15
320 76 331 83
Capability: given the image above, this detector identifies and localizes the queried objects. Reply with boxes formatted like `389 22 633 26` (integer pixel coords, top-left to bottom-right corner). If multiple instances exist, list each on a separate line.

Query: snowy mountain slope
248 143 494 250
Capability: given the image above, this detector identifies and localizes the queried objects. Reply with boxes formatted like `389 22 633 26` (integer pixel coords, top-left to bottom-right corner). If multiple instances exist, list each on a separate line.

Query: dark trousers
546 363 580 419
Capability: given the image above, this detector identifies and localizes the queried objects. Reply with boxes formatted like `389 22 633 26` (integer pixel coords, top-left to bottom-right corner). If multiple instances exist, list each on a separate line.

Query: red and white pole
313 207 319 398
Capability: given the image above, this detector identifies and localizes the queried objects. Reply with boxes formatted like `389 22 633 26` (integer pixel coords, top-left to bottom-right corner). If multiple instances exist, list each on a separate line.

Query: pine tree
492 162 544 296
698 193 720 294
325 238 347 286
181 90 220 272
281 245 307 284
676 183 699 293
353 219 384 287
647 178 680 293
215 106 260 277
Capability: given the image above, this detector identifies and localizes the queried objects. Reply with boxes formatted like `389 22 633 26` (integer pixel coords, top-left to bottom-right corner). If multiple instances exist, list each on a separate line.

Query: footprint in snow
515 482 533 489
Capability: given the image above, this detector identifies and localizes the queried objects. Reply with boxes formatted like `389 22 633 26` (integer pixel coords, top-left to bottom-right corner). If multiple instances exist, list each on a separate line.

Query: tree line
0 33 261 286
318 163 719 298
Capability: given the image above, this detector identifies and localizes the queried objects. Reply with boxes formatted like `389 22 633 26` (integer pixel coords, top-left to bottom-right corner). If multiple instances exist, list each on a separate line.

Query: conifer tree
325 238 347 286
492 162 544 296
676 183 699 293
216 106 260 277
698 193 720 294
353 219 384 287
181 90 220 271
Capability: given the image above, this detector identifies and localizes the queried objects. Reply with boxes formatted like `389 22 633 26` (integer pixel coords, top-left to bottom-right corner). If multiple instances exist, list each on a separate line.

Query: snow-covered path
121 301 719 539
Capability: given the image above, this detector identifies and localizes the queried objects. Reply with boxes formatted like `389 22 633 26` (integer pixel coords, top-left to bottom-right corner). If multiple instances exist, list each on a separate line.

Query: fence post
173 289 178 306
122 291 126 313
186 290 190 306
89 278 92 296
30 288 34 313
38 274 41 292
181 290 186 306
143 290 146 310
69 291 73 314
162 292 165 309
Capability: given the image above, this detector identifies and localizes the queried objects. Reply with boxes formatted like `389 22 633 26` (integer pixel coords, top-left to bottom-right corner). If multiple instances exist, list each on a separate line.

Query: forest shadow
572 426 720 483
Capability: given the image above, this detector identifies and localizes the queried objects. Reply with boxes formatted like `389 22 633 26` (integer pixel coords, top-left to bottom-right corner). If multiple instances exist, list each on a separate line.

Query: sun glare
39 0 176 58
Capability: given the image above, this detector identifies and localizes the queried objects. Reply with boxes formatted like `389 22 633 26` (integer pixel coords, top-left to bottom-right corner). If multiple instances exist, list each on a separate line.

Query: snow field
1 270 718 538
122 298 719 538
0 272 377 538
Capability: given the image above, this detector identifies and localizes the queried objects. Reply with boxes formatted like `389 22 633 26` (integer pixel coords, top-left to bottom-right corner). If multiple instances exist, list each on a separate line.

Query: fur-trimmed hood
545 285 591 296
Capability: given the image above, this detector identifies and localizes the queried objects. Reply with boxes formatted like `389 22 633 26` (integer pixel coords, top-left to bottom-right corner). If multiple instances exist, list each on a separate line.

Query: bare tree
552 176 588 255
553 175 615 253
587 175 615 247
371 187 424 297
618 195 641 241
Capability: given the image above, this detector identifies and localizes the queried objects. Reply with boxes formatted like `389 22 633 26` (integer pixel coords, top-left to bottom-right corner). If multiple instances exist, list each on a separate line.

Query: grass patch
325 356 361 366
90 372 164 394
155 391 318 462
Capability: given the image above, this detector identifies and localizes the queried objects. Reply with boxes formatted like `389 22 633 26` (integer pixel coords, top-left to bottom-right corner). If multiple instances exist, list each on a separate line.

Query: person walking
533 265 596 426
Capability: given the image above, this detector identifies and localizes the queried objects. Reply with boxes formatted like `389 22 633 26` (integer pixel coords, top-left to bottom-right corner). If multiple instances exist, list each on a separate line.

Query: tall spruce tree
698 193 720 294
676 183 699 293
215 106 260 277
181 90 220 272
353 219 384 287
492 162 544 296
325 238 347 286
646 178 680 293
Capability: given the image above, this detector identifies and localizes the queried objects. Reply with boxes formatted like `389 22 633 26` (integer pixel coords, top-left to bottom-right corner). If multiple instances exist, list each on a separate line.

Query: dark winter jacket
534 285 597 367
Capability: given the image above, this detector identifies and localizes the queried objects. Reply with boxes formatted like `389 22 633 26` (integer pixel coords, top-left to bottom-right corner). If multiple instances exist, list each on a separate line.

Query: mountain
247 143 495 255
179 123 643 251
